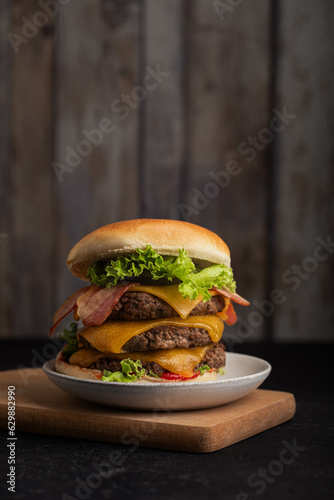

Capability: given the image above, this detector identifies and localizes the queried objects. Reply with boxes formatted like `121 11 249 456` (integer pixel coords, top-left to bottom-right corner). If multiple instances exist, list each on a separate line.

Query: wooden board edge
0 390 296 454
1 406 213 454
202 392 296 453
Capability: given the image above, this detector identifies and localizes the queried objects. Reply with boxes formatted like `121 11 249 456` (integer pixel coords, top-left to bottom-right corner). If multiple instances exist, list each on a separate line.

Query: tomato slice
161 373 183 381
161 371 200 381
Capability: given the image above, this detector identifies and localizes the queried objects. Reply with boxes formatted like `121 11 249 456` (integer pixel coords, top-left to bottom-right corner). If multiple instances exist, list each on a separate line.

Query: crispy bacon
212 286 250 306
216 299 238 325
49 282 138 336
76 285 100 314
49 286 91 336
224 301 238 325
73 304 80 321
76 282 139 327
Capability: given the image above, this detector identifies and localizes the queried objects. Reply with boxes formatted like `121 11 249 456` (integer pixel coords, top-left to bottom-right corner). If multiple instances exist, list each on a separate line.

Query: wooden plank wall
184 0 271 342
54 0 141 305
273 0 334 340
7 0 54 338
0 0 11 338
0 0 333 341
142 0 185 219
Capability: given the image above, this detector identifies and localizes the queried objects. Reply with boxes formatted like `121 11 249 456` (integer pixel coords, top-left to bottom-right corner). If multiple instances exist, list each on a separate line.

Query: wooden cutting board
0 368 295 453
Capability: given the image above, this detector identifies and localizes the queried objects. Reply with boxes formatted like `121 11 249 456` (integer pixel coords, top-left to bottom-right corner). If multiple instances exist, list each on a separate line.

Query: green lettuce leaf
60 322 79 361
87 245 236 303
101 359 146 383
195 364 211 376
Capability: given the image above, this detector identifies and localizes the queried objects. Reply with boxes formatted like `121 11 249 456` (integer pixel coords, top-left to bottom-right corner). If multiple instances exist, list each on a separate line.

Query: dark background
0 0 333 341
0 4 333 498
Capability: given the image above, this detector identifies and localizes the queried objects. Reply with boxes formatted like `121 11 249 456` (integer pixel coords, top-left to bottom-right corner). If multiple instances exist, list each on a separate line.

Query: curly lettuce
101 359 146 383
87 245 236 302
195 364 211 376
60 322 79 361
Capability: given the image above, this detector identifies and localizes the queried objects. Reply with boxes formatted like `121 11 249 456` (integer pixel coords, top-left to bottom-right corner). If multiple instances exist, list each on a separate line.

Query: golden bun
67 219 231 281
55 351 103 380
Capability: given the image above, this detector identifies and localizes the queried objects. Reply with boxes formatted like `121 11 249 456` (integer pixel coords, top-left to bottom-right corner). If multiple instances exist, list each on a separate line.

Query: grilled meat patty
76 291 226 376
87 342 226 376
79 324 217 352
109 292 225 321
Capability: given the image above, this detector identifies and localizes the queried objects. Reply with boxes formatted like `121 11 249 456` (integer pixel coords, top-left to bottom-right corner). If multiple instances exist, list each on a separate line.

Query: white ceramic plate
43 353 271 411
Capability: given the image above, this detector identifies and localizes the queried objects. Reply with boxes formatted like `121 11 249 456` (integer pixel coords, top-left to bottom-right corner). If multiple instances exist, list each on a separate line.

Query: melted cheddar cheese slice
130 284 219 319
69 344 212 377
78 315 224 354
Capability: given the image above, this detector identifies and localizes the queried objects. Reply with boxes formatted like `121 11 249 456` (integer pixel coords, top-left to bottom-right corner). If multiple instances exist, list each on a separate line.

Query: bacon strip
76 285 100 313
224 301 238 325
49 286 91 336
212 286 250 306
77 282 139 327
216 299 238 325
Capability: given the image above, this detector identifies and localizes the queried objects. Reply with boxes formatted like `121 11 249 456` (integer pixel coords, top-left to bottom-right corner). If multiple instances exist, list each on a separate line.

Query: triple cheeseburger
50 219 249 383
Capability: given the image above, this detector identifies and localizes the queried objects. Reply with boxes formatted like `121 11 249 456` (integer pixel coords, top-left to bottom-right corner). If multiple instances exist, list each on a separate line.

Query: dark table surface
0 340 333 500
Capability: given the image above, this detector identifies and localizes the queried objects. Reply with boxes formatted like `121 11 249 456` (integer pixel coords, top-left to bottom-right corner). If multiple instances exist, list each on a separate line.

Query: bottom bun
55 351 103 380
55 351 218 383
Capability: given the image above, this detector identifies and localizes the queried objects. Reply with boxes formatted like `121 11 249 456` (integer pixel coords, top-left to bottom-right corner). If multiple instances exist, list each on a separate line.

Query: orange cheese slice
130 284 219 319
69 344 212 377
78 315 224 354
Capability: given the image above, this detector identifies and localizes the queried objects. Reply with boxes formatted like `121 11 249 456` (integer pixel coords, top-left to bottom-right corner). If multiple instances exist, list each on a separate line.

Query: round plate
43 353 271 411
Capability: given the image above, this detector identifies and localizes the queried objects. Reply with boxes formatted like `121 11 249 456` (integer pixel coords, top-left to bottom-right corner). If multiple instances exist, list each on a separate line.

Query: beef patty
87 342 226 376
109 292 224 321
79 322 219 352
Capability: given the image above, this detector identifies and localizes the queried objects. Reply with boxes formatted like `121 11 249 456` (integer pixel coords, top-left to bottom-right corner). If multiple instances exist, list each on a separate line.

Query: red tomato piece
160 371 200 381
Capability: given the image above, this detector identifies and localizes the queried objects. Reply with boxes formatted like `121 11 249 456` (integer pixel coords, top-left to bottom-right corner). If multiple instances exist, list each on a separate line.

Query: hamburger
50 219 249 383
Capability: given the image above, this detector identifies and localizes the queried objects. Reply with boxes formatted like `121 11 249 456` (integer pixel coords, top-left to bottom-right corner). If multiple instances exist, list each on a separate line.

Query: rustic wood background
0 0 333 341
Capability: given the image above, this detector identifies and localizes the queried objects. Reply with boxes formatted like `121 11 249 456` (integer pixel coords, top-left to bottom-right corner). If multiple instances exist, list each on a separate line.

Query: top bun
67 219 231 281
